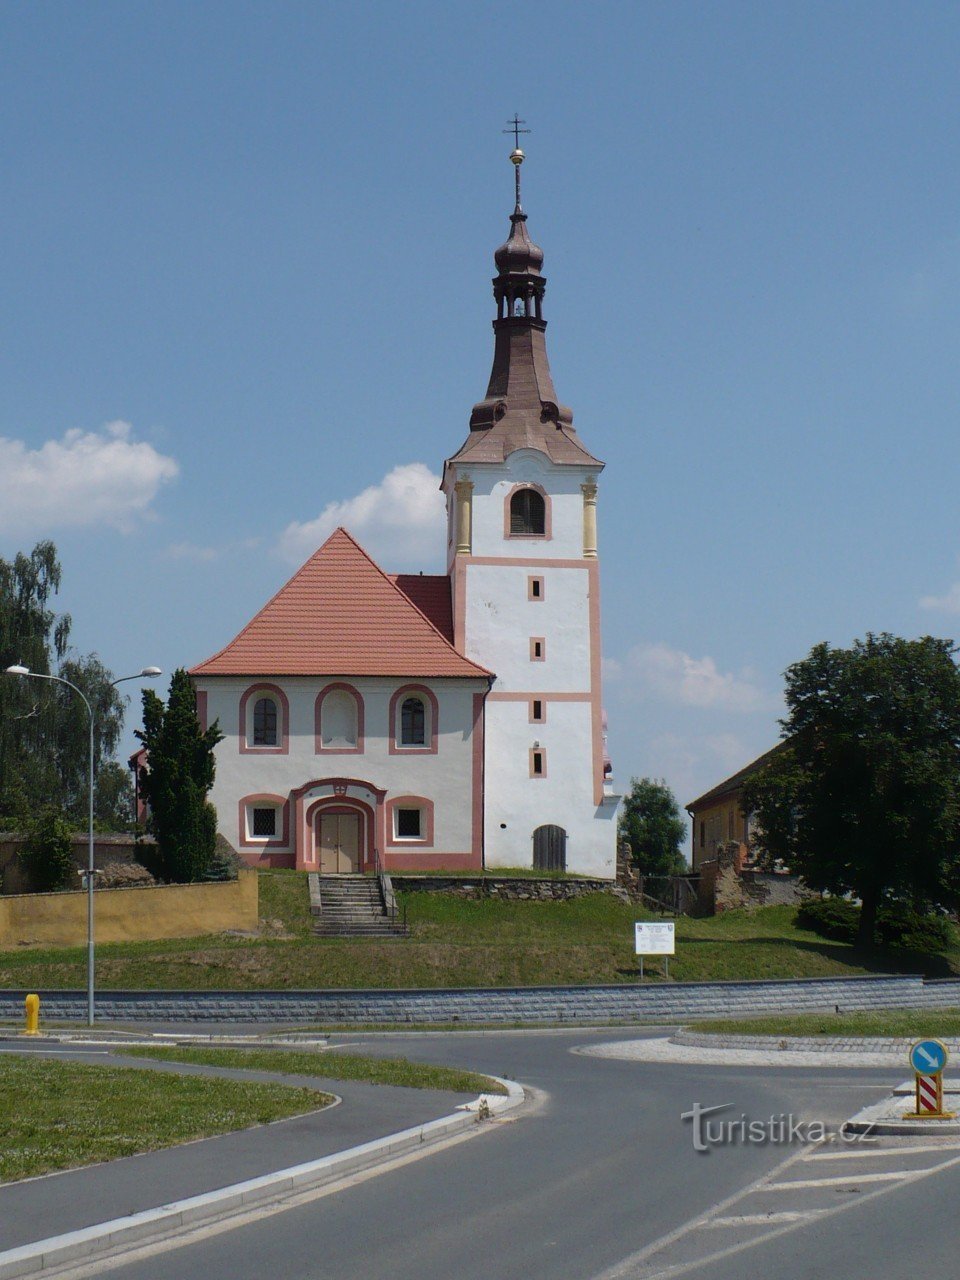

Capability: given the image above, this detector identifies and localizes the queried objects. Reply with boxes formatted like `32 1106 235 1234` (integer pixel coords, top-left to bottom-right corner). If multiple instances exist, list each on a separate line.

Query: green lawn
126 1046 507 1094
0 872 955 991
0 1054 331 1182
691 1009 960 1038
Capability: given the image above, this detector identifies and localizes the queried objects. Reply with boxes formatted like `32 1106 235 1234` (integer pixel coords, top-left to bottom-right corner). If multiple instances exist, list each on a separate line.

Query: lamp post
4 664 162 1025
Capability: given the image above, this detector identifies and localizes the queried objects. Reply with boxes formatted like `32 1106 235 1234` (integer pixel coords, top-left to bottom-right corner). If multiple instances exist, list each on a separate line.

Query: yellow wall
691 797 748 869
0 868 258 948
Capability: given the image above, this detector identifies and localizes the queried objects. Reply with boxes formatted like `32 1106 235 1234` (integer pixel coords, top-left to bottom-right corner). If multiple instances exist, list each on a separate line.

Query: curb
844 1080 960 1136
674 1031 960 1054
0 1077 523 1280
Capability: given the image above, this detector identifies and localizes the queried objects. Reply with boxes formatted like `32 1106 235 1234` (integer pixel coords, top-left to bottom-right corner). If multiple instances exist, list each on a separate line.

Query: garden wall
0 868 258 947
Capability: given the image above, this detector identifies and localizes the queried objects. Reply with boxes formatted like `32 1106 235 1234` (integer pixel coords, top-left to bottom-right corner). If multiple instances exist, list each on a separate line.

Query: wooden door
533 824 567 871
318 812 361 873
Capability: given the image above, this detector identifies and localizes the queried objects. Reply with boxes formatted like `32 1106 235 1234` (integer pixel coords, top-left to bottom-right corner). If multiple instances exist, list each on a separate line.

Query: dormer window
510 487 545 536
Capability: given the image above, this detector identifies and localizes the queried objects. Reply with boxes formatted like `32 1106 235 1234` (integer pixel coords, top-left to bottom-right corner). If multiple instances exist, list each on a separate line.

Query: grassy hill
0 870 955 991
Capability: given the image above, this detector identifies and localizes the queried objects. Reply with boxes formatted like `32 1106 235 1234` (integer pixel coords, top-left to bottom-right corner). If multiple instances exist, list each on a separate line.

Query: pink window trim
239 683 290 755
530 637 546 662
238 793 291 849
527 575 545 601
529 698 546 724
385 795 436 848
314 682 365 755
503 482 552 541
529 748 547 779
388 684 439 755
195 689 208 732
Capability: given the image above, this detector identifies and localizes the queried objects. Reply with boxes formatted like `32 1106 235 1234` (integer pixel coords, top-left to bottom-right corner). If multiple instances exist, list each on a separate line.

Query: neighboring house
188 152 621 877
685 745 784 870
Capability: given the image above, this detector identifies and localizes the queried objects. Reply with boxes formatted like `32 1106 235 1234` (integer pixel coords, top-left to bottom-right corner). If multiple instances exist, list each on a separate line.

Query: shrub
796 897 859 942
797 897 955 952
18 808 74 892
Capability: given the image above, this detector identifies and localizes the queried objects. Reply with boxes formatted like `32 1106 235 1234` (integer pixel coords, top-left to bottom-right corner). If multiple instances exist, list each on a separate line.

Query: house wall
197 676 485 870
0 869 258 948
690 793 749 870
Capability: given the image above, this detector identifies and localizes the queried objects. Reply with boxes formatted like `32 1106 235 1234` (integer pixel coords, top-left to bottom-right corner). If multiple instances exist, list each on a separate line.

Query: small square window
252 807 277 838
396 808 422 838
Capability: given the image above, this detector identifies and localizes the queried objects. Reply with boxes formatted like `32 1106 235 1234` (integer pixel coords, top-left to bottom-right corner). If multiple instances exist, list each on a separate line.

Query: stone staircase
310 873 405 938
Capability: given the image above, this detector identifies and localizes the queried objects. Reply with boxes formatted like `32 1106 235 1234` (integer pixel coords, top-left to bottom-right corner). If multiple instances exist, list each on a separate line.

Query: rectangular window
396 807 422 839
530 637 545 661
528 576 544 601
252 807 277 838
530 698 545 723
530 748 546 778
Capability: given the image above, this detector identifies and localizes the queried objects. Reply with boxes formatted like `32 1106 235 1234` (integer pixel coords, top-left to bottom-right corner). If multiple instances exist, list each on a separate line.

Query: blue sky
3 1 960 815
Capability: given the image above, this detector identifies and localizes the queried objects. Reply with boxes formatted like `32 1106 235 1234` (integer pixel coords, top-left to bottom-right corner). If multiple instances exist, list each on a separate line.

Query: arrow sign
910 1039 949 1074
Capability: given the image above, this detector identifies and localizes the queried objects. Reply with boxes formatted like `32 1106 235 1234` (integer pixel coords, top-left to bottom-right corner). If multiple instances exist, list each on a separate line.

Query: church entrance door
318 812 361 874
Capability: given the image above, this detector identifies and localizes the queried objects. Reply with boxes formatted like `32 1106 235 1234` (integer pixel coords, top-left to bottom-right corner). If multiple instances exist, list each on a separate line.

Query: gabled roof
190 528 491 680
685 743 788 813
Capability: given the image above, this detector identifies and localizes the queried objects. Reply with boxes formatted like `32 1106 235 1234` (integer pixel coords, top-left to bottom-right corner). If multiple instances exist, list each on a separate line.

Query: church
190 145 621 877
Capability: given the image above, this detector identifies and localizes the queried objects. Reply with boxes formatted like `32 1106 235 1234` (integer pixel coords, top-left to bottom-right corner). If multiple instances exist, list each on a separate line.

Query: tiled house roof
190 528 490 679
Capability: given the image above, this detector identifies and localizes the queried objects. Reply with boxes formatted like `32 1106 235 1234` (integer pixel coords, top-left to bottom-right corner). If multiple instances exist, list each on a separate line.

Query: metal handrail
373 846 407 934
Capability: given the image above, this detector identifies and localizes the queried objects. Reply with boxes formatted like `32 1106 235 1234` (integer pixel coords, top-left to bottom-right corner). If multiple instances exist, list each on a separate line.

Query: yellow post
23 993 40 1037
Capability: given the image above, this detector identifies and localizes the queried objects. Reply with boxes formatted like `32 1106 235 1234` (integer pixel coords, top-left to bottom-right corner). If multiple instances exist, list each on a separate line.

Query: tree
619 777 688 876
740 633 960 947
94 761 135 830
136 669 223 882
18 807 74 892
0 542 126 827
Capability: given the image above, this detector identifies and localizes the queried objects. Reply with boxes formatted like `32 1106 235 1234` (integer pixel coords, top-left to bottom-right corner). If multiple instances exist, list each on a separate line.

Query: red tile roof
391 575 454 643
190 528 491 679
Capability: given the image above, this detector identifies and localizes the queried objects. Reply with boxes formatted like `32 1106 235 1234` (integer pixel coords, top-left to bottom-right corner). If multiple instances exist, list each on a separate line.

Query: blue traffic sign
910 1039 948 1074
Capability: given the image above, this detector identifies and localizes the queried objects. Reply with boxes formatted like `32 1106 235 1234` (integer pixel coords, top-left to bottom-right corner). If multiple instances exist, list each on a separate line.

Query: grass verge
126 1046 507 1095
0 874 956 989
691 1009 960 1038
0 1055 331 1183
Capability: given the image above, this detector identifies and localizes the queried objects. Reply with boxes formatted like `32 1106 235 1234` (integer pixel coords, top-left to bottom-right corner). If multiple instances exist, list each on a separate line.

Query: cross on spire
503 116 530 208
503 115 530 150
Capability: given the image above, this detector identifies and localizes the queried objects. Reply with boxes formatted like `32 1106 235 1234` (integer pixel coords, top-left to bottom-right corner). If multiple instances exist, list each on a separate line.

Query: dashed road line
765 1169 917 1189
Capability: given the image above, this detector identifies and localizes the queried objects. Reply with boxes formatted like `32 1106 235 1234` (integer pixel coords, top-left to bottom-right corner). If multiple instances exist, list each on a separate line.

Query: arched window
533 825 567 871
510 487 546 536
320 689 359 749
253 697 278 747
400 696 426 747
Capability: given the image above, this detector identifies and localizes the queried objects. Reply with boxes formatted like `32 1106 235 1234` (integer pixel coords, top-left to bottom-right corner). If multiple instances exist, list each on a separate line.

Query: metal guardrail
373 846 407 935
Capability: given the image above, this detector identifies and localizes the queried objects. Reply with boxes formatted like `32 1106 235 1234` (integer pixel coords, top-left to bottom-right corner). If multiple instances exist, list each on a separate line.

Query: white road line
707 1211 826 1227
765 1170 919 1189
808 1142 960 1160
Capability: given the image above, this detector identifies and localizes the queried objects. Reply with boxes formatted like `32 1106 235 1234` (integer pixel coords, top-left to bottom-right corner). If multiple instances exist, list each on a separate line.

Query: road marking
594 1146 960 1279
708 1211 826 1227
765 1170 918 1190
808 1141 960 1160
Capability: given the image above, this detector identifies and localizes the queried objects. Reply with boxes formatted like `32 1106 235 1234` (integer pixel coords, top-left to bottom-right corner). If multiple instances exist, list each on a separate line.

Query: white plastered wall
196 676 482 861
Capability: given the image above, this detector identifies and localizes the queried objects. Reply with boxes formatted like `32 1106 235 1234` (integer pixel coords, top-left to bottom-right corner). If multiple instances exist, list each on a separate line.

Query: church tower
443 140 620 875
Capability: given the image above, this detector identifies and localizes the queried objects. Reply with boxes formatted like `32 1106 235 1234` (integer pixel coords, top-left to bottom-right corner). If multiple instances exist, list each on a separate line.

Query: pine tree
136 669 224 883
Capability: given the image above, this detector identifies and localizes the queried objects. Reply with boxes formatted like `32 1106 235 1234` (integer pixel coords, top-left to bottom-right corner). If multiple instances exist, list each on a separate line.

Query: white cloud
614 642 776 713
0 421 178 534
277 462 445 569
919 582 960 614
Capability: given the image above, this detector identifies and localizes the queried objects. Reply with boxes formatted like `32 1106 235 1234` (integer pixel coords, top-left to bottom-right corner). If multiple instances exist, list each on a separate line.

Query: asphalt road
26 1026 936 1280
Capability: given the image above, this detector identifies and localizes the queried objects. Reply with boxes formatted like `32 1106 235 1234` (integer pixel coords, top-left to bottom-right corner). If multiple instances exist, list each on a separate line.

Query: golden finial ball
510 148 525 166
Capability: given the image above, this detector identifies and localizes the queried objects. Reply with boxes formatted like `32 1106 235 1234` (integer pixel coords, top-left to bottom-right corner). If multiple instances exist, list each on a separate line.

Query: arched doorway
309 804 369 873
533 824 567 871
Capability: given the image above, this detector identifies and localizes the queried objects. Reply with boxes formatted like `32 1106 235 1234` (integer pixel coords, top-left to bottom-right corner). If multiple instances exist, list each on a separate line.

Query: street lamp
4 663 162 1025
